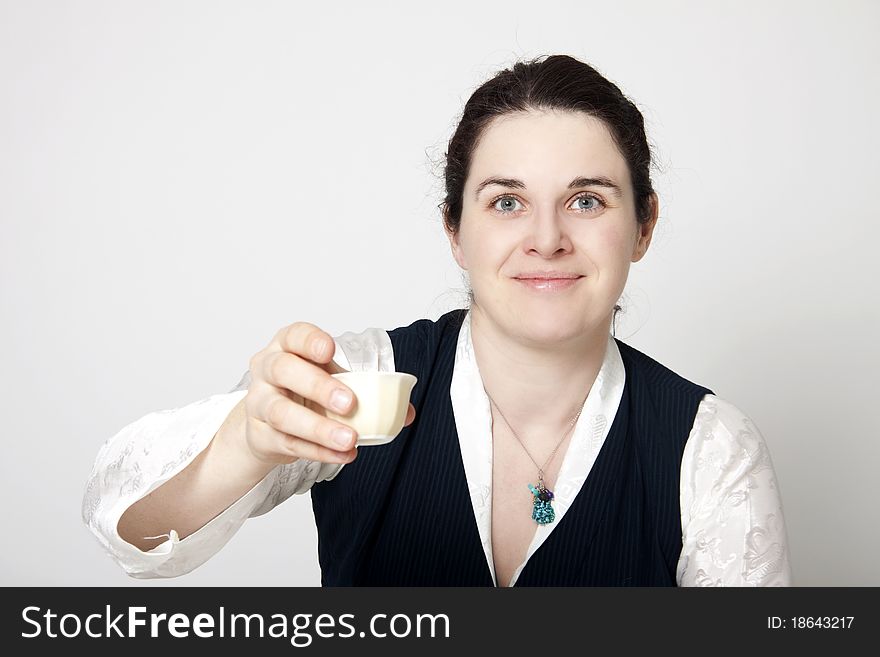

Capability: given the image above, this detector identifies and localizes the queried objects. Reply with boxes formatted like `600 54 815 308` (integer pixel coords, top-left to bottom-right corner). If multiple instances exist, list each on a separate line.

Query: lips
514 272 582 280
514 275 583 291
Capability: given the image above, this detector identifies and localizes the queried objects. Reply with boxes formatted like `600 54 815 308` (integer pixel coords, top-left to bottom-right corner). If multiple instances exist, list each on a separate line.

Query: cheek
460 226 511 270
592 223 633 264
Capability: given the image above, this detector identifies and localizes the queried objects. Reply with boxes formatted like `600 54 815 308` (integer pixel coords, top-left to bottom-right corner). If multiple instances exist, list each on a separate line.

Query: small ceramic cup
326 371 418 446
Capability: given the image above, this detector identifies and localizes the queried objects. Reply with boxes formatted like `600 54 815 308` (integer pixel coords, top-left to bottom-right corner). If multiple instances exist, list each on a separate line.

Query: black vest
310 308 714 586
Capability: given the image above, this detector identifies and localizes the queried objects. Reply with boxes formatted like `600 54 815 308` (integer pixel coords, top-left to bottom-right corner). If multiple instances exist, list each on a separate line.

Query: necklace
484 389 589 525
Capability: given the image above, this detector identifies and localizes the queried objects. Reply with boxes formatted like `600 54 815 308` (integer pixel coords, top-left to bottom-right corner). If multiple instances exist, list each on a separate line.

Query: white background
1 0 877 586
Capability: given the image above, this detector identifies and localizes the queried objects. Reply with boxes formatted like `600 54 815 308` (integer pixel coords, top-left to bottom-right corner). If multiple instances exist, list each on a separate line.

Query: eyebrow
474 176 624 201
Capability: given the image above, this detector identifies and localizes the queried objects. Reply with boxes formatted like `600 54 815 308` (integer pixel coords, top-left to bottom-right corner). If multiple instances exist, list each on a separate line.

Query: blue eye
489 192 606 215
570 193 605 212
491 196 523 213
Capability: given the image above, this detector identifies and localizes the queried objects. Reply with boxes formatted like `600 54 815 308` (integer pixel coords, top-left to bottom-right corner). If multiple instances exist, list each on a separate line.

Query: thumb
323 358 350 375
404 403 416 427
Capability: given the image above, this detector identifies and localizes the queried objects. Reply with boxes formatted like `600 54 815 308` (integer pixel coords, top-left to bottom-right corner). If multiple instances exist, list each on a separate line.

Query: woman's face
446 109 657 347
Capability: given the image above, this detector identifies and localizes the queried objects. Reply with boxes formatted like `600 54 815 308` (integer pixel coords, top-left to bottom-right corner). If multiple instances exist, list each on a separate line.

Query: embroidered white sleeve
676 394 793 586
82 333 394 578
80 389 271 578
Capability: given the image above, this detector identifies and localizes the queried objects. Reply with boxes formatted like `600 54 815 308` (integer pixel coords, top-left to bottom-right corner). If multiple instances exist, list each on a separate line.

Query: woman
82 54 792 586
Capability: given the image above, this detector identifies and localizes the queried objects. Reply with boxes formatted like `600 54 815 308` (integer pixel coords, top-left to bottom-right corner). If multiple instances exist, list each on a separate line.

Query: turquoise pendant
528 482 556 525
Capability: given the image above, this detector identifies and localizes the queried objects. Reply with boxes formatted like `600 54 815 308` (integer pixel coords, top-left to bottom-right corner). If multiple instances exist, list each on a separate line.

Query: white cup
326 372 418 446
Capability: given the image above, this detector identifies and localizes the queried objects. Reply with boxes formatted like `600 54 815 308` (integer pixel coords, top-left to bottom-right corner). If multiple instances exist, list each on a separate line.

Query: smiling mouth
513 276 584 291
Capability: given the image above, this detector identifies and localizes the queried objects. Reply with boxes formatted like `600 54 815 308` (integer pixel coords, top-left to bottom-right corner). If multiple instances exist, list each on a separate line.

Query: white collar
449 308 626 586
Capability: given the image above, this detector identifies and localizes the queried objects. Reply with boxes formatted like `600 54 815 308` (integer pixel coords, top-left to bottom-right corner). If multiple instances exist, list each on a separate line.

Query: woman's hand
243 322 416 466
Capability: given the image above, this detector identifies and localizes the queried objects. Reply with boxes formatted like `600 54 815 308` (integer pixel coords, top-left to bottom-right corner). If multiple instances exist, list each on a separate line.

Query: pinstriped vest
310 308 714 586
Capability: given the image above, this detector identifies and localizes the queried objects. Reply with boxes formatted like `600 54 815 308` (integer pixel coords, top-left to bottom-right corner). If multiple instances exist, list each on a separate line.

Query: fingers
248 390 359 461
261 350 356 417
275 321 337 365
251 417 357 464
244 321 415 466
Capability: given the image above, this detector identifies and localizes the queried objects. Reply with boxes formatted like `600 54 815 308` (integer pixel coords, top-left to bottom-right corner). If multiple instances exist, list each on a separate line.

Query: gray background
2 0 877 586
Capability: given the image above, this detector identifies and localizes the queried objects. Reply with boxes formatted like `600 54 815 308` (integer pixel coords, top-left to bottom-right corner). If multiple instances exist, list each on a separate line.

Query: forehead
468 110 630 190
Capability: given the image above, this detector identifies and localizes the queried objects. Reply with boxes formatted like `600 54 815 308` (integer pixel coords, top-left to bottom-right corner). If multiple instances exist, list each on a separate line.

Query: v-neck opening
449 310 627 588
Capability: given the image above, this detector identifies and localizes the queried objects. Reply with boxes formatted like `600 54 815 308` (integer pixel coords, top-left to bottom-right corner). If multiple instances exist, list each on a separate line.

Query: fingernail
331 388 352 412
332 427 354 448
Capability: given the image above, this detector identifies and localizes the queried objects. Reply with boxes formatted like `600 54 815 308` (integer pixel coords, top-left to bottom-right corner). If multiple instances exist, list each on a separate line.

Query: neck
470 304 610 442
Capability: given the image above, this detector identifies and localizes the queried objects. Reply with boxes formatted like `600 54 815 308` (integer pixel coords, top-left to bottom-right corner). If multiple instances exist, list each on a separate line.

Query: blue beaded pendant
528 481 556 525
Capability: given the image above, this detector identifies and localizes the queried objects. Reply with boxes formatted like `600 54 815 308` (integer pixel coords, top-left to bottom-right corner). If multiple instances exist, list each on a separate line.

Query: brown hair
439 54 657 332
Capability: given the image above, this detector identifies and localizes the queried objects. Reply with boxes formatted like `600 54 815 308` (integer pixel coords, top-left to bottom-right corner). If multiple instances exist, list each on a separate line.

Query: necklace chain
484 388 589 484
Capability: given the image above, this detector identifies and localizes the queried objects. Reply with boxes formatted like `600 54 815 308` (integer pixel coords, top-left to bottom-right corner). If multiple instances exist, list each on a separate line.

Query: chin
513 312 586 345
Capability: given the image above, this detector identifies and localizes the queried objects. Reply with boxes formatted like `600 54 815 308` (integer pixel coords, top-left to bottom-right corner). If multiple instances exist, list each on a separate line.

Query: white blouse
82 310 793 586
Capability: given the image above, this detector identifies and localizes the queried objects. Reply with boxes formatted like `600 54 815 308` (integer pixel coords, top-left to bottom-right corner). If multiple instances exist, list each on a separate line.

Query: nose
524 206 573 256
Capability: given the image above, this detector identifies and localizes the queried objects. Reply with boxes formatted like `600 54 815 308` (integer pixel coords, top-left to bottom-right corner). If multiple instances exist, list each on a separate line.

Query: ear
631 192 659 263
443 210 468 270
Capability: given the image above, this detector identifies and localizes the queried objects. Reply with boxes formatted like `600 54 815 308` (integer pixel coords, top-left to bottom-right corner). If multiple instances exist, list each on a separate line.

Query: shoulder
386 308 467 343
682 392 783 523
614 338 714 397
679 394 792 586
383 308 468 372
688 394 774 466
